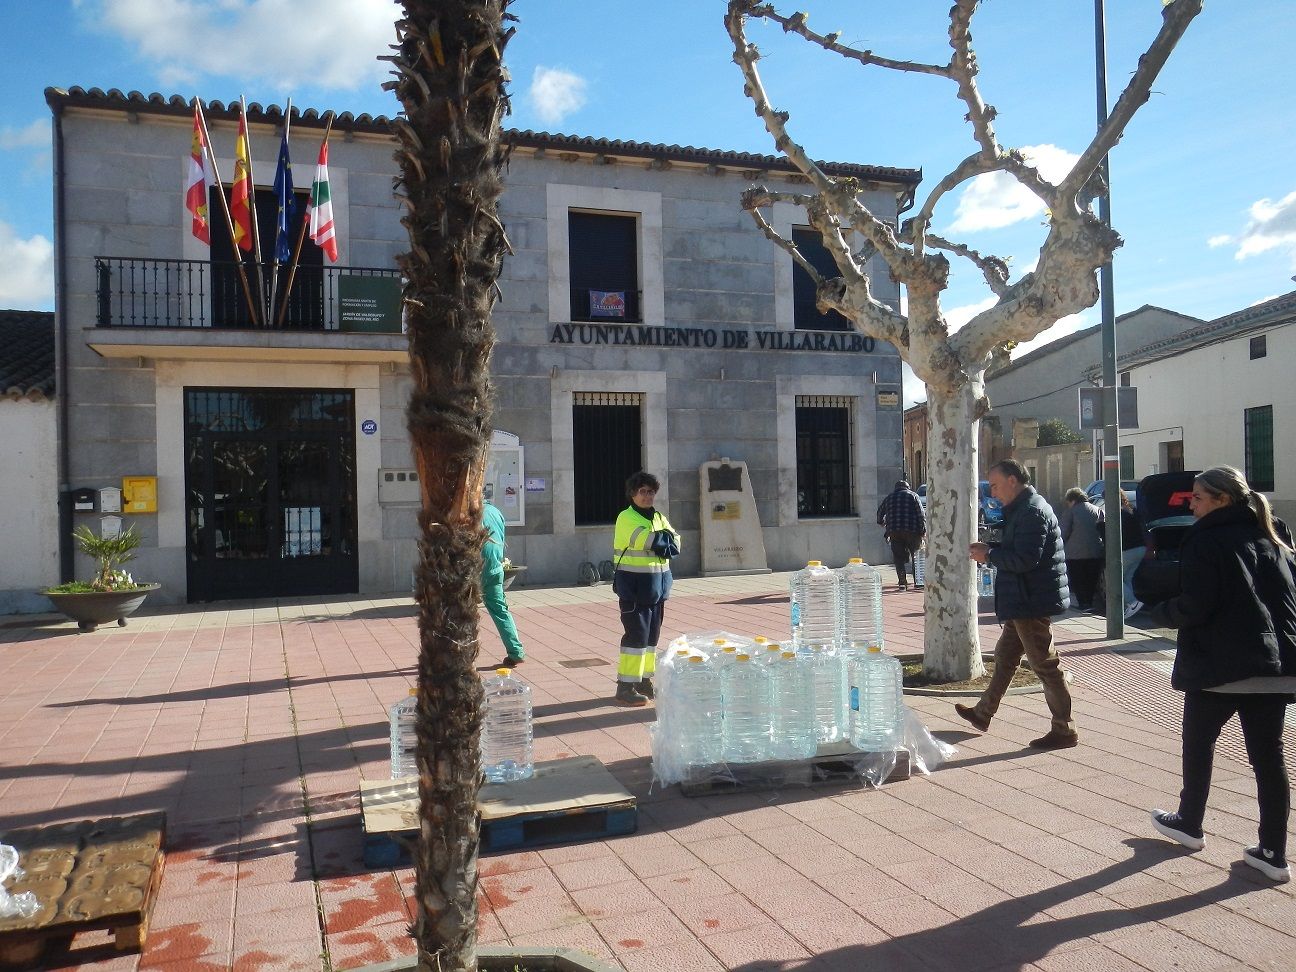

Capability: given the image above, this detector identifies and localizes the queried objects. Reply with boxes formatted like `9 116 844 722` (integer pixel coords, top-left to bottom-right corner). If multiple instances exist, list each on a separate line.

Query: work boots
638 678 655 700
614 682 649 707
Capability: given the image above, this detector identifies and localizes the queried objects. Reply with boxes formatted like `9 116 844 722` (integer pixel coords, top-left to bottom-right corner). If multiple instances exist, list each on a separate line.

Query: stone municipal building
41 87 918 604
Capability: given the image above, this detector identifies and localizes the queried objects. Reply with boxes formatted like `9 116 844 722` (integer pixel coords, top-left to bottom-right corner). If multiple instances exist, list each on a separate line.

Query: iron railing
95 257 402 331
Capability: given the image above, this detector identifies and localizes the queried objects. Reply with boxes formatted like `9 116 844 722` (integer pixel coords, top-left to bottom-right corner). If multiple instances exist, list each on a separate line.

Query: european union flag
272 131 295 264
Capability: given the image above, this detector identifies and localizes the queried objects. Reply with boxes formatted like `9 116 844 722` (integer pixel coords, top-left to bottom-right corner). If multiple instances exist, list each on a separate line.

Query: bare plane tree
725 0 1203 679
386 1 514 969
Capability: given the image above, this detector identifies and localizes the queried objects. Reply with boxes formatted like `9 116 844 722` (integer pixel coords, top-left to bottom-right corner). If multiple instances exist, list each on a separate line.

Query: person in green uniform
611 471 680 706
482 499 524 668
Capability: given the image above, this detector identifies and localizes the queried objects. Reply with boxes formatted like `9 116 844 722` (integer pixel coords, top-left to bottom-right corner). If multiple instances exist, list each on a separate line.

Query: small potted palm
44 526 160 631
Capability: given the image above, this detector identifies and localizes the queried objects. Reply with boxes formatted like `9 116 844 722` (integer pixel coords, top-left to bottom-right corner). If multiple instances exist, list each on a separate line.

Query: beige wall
0 401 60 608
1118 323 1295 523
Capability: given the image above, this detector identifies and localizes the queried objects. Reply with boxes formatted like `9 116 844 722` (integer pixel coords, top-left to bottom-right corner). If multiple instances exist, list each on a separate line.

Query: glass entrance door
185 388 358 601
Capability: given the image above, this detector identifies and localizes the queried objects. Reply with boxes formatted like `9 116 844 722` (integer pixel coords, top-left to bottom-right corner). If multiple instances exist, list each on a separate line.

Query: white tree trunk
921 377 987 681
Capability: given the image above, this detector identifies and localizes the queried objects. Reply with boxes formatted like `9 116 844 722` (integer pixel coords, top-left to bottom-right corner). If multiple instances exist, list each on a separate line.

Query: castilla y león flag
230 111 253 252
184 104 211 244
307 139 337 263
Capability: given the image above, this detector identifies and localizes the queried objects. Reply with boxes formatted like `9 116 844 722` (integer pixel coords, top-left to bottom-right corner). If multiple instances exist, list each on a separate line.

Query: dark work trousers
617 598 664 683
1066 557 1103 609
1178 691 1290 857
888 530 922 586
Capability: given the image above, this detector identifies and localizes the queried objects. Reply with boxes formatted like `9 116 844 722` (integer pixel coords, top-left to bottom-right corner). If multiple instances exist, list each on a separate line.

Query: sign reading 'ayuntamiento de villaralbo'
550 322 878 353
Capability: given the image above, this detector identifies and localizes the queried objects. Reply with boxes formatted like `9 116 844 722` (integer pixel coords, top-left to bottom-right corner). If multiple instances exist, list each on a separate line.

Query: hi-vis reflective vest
613 506 679 604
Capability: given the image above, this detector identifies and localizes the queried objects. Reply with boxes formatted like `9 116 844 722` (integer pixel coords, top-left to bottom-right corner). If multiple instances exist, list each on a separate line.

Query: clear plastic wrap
901 705 958 774
0 844 40 920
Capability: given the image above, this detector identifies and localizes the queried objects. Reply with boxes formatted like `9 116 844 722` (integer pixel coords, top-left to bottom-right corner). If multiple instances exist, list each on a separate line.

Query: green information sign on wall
339 275 403 333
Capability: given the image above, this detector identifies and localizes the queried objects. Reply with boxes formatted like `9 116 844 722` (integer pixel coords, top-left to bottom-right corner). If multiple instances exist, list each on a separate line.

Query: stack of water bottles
389 666 535 784
650 557 907 787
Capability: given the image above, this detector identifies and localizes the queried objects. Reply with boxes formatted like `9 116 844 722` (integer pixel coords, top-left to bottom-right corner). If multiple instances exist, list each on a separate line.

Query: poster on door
484 444 524 526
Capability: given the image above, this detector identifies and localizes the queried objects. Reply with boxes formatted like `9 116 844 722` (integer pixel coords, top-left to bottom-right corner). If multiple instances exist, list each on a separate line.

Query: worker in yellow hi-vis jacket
611 470 680 707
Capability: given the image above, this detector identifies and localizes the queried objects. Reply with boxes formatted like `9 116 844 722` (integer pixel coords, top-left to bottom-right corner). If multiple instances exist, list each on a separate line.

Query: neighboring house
902 403 928 487
0 310 59 613
44 87 920 604
983 305 1206 477
1102 291 1296 524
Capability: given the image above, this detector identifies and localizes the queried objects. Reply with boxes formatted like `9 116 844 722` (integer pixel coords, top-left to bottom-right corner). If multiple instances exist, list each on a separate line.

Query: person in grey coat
957 459 1078 750
1059 486 1105 611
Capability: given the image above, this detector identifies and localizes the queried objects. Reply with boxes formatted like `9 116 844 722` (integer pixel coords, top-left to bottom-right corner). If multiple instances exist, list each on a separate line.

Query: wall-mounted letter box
99 486 122 514
122 476 158 514
72 488 96 512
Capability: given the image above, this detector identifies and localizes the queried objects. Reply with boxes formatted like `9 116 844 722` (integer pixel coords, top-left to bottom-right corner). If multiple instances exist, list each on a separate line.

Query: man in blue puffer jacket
956 459 1078 750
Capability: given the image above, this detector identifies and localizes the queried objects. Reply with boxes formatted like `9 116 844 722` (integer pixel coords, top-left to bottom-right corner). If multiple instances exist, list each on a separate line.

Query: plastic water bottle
721 654 773 763
755 641 784 667
770 650 817 760
389 687 418 779
674 654 724 767
790 561 838 652
837 559 884 653
978 565 997 598
913 547 926 588
481 668 534 783
848 646 903 752
806 645 846 743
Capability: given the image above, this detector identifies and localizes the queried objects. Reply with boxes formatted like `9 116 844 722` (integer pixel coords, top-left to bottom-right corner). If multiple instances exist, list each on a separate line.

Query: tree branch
741 188 823 280
924 234 1010 297
740 2 948 77
947 0 999 159
1060 0 1204 201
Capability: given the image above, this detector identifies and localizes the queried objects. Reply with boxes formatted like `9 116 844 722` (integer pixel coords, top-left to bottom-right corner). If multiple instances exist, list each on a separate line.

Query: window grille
573 392 643 524
795 395 855 517
1245 405 1275 492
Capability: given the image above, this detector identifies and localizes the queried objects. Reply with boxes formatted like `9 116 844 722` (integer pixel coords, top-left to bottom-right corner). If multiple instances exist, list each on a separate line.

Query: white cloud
1207 234 1232 249
1233 190 1296 261
0 120 47 151
945 144 1079 235
84 0 401 91
901 361 924 408
1010 312 1090 359
944 296 997 333
528 66 587 126
0 221 54 308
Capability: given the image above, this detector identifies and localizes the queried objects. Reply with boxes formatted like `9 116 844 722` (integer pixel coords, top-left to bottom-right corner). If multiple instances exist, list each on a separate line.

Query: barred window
573 392 643 525
1245 405 1274 492
791 228 851 331
1250 335 1267 359
795 395 855 517
569 211 641 323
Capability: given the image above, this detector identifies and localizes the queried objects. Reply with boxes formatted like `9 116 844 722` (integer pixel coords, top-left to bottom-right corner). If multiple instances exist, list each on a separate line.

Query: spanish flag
230 111 253 252
184 104 211 244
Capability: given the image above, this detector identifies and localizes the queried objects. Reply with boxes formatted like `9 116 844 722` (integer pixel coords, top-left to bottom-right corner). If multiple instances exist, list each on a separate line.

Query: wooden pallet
680 743 911 797
361 756 638 867
0 812 166 969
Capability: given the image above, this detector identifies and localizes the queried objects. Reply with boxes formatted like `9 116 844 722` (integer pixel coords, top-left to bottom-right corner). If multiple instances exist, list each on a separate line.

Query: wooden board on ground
680 743 911 797
0 811 166 969
361 756 638 867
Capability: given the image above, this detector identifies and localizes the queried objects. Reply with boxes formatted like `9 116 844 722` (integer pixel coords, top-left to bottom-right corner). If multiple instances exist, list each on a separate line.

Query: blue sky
2 1 1294 403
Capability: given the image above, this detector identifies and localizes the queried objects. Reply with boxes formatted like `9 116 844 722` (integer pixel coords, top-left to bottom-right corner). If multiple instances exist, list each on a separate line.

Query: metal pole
1095 0 1124 639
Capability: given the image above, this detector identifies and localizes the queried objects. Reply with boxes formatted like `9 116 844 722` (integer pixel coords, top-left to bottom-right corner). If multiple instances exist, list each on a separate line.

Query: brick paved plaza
2 572 1293 971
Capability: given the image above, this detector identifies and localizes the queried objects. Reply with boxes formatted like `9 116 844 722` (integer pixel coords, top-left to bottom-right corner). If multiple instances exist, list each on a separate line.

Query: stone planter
45 584 160 633
502 565 527 590
357 945 618 972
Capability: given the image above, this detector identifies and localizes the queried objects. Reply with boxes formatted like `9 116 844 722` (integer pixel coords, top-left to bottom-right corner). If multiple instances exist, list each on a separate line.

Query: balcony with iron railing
88 257 408 363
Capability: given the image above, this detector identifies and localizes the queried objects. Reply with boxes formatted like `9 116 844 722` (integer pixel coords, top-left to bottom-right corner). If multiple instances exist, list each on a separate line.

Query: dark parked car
1130 470 1200 607
979 480 1004 525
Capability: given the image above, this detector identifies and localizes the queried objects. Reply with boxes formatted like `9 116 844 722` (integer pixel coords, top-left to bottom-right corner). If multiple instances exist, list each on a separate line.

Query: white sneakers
1124 598 1144 620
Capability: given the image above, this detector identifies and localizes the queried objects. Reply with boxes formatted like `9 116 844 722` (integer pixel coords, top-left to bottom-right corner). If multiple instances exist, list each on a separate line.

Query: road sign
1078 386 1138 430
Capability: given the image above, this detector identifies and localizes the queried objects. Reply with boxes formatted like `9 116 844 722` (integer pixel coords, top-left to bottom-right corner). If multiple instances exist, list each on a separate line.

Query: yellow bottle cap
496 667 512 675
688 655 704 664
849 557 863 563
736 654 751 662
808 560 822 566
782 651 796 659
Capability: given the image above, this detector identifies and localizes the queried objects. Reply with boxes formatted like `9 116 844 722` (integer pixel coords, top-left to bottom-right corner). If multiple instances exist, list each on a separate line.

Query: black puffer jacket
1157 503 1296 692
988 486 1070 620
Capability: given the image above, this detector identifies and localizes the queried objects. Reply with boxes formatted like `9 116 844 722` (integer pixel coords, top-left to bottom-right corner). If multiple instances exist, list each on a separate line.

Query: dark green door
184 388 358 601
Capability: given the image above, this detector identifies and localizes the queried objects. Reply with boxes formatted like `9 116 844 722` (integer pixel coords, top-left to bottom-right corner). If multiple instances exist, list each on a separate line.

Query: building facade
44 87 919 604
1109 292 1295 524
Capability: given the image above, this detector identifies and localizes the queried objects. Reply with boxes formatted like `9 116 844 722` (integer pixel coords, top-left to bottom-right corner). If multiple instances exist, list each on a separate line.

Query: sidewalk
1 571 1292 971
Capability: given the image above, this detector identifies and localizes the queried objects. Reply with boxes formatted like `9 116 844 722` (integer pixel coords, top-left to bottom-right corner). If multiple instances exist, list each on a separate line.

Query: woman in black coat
1148 466 1295 883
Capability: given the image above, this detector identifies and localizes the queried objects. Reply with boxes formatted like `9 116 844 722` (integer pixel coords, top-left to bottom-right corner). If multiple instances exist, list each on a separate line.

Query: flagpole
269 97 291 323
241 96 270 327
277 112 334 327
194 99 261 327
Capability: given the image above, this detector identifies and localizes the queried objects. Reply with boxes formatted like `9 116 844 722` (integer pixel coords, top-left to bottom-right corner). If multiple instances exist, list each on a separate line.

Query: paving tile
666 890 771 938
569 875 661 920
1104 924 1241 972
699 921 811 968
617 938 726 972
643 867 737 906
550 853 639 892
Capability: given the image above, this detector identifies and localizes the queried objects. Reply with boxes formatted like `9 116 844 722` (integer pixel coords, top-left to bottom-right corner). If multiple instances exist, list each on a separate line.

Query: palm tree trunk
389 3 514 969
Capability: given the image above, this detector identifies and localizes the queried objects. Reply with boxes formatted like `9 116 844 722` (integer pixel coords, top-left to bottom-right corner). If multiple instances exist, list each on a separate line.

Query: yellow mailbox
122 476 158 514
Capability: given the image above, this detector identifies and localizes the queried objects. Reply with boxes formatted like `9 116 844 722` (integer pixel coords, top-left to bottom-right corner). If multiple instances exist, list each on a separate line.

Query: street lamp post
1095 0 1125 639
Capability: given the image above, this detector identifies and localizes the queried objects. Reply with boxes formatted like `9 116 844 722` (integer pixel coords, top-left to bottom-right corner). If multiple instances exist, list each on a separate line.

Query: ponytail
1249 491 1293 555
